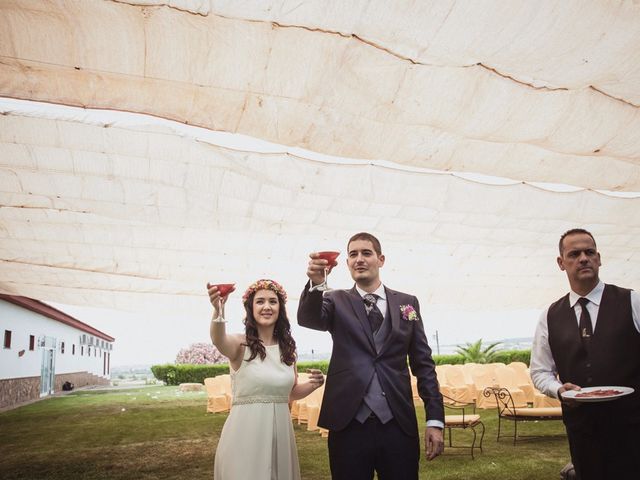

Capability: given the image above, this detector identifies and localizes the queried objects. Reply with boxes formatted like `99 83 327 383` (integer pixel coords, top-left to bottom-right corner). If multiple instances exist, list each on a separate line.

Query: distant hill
111 365 153 375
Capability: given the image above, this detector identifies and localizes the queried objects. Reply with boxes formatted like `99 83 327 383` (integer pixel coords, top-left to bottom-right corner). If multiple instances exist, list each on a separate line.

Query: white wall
0 300 114 380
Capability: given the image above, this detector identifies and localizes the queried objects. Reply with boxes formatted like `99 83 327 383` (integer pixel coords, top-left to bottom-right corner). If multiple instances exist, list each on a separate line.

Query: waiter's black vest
547 284 640 426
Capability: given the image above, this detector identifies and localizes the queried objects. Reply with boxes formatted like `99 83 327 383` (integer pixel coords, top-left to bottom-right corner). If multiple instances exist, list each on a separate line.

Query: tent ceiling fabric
1 107 639 314
0 0 639 315
1 0 639 190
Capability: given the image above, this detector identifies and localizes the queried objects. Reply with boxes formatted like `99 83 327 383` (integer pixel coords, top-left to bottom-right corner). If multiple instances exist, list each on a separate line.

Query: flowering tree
175 342 226 365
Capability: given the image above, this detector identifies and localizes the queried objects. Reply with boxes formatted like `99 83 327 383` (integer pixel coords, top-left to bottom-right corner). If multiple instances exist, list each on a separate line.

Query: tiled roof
0 294 115 342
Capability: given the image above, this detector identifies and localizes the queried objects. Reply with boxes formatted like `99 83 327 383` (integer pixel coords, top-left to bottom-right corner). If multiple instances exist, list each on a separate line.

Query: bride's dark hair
242 289 296 366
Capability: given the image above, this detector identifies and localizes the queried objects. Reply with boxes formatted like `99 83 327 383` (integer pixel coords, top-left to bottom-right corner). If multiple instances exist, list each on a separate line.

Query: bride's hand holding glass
207 282 236 321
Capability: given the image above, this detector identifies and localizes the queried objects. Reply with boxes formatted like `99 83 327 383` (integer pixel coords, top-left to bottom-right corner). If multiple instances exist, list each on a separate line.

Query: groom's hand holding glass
307 251 340 291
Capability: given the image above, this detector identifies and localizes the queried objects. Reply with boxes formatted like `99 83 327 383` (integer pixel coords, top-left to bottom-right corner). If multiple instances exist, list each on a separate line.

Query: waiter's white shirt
530 281 640 398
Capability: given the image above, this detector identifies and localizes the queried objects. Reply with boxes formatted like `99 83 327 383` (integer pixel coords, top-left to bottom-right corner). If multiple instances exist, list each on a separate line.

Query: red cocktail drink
208 283 235 322
317 251 340 267
317 251 340 290
214 283 235 298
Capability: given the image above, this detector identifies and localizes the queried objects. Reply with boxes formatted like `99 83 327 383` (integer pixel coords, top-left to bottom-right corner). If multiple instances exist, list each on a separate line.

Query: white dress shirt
530 281 640 398
354 283 387 315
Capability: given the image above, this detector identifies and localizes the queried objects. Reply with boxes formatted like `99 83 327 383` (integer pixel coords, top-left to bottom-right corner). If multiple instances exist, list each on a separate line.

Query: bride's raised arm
207 283 244 367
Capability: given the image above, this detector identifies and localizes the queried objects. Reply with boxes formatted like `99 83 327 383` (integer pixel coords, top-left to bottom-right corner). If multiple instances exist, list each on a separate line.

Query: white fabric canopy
0 0 639 316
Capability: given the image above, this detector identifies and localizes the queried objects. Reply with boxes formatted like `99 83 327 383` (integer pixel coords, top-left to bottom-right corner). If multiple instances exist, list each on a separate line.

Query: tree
175 342 225 365
455 339 502 364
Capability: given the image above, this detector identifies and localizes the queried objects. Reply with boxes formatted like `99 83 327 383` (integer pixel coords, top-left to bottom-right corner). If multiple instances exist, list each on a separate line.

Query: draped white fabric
0 0 639 316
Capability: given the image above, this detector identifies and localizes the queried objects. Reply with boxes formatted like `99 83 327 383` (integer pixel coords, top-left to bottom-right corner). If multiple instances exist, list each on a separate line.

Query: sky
53 295 542 367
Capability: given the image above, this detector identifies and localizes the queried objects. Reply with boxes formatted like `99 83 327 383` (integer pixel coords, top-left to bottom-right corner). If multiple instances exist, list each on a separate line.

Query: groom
298 232 444 479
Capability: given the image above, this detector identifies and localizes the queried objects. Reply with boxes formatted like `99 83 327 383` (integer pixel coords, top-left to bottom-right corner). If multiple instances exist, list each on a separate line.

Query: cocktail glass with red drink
317 251 340 291
211 283 235 321
215 284 235 298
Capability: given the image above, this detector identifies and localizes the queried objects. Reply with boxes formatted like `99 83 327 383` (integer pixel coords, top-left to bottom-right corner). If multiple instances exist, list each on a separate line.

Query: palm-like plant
455 339 502 364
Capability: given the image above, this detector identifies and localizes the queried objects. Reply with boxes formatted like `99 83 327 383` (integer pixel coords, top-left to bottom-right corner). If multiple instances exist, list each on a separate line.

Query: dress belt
232 395 289 405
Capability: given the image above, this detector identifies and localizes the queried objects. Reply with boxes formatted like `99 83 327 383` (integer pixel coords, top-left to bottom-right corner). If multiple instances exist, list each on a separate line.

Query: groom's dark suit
298 284 444 438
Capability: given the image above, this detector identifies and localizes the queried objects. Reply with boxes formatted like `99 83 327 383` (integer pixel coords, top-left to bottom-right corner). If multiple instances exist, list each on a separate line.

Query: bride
207 279 324 479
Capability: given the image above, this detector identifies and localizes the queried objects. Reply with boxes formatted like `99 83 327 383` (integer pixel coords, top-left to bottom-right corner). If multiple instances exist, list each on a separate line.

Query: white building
1 294 115 410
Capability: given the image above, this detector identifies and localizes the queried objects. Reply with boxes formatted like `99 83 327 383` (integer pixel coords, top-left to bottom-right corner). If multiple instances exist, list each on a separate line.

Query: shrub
433 354 465 365
493 349 531 365
296 361 329 374
432 350 531 367
151 349 532 385
151 363 230 385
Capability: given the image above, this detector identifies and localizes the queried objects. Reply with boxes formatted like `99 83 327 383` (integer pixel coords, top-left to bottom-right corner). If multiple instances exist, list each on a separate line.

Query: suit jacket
297 283 444 436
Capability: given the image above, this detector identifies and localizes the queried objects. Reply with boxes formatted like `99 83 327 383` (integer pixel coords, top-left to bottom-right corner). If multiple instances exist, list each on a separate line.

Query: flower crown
242 279 288 304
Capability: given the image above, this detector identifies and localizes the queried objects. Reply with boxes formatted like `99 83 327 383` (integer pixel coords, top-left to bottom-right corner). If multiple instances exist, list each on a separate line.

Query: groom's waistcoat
354 301 393 423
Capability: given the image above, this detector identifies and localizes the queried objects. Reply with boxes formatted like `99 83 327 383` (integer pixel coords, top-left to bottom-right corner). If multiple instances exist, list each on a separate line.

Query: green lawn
0 387 569 479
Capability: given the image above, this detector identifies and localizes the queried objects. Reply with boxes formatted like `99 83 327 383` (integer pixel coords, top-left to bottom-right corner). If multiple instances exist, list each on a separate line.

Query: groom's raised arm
298 251 336 332
297 282 333 332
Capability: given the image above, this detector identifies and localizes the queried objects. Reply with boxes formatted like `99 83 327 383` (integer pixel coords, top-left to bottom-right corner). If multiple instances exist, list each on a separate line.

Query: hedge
150 362 327 385
432 350 530 366
151 350 532 384
151 363 230 386
296 361 329 375
433 354 465 365
492 349 531 365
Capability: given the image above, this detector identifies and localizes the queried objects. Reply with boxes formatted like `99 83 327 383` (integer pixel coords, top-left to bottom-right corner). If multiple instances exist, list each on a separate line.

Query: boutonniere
400 304 419 321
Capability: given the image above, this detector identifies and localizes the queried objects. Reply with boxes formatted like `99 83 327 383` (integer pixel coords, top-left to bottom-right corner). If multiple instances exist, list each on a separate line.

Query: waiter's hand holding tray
561 386 634 403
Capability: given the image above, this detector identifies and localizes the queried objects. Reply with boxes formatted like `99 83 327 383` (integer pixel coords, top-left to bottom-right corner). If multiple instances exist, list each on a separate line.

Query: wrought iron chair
442 393 485 459
483 386 563 445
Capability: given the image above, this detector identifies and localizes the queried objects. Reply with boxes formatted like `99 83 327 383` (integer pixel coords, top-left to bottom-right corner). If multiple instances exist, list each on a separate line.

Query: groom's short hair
348 232 382 256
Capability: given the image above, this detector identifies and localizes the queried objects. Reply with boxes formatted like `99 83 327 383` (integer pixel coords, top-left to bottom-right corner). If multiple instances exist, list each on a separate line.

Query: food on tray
575 389 623 398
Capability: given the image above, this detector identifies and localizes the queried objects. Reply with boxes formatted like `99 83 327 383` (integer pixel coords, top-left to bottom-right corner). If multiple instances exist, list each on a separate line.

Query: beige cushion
508 407 562 417
445 414 481 426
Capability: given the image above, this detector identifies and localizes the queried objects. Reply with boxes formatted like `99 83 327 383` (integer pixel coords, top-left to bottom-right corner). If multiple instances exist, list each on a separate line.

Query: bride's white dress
214 344 300 480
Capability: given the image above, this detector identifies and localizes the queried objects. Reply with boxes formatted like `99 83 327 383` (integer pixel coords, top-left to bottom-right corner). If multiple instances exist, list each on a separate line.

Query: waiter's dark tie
363 293 384 334
578 297 593 340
